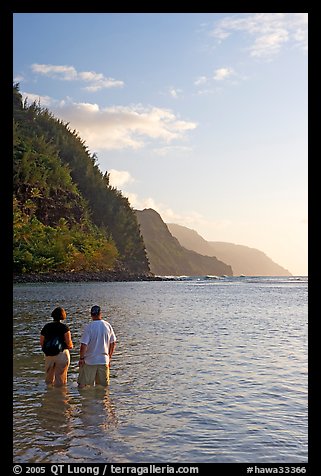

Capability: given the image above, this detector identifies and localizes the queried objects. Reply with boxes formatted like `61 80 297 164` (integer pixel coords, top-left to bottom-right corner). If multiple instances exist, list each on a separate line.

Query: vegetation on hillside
13 84 149 274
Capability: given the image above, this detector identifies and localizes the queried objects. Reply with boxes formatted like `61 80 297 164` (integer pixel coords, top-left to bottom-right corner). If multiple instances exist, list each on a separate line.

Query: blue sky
13 13 308 275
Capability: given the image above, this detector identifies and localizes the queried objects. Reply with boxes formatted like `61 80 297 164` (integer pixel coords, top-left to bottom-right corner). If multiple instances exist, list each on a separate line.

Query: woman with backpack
40 307 73 386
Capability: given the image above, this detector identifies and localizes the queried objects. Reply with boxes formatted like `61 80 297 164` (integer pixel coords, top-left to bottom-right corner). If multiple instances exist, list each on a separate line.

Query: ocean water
13 276 308 463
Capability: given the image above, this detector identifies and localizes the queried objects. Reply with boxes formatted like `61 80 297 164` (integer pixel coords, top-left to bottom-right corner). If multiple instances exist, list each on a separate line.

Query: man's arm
79 343 87 366
109 341 116 365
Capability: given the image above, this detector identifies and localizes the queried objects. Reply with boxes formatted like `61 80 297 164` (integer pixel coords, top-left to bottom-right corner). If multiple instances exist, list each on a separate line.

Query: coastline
13 270 166 284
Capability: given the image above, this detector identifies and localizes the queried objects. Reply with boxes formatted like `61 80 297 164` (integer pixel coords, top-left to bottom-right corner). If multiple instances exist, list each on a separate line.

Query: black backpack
42 336 63 356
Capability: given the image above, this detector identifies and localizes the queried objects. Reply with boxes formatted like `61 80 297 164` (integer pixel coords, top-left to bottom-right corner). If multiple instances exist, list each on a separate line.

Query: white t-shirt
80 319 116 365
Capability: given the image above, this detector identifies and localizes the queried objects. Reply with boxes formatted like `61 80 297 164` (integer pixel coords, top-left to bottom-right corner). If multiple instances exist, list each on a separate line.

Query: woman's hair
51 307 66 321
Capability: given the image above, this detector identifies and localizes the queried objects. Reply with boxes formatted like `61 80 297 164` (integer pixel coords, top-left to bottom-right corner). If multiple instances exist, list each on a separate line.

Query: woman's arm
40 335 45 347
64 331 73 349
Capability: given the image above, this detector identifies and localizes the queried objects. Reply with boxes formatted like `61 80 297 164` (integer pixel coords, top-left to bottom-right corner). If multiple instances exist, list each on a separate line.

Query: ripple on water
13 279 308 463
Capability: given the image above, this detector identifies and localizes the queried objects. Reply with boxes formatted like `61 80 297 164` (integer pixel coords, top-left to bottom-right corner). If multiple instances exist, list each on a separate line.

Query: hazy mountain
135 209 233 276
167 223 291 276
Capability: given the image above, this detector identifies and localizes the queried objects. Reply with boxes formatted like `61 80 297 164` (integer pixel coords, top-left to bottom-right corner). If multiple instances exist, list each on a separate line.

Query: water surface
13 277 308 463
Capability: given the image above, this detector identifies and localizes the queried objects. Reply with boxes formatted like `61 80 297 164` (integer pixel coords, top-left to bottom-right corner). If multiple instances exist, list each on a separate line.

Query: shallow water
13 277 308 463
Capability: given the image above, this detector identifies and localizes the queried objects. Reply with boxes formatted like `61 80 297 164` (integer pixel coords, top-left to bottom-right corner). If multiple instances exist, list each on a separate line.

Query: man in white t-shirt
77 305 116 387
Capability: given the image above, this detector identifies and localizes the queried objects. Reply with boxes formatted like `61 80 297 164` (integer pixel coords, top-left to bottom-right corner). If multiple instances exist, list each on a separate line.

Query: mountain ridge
135 209 233 276
167 223 291 276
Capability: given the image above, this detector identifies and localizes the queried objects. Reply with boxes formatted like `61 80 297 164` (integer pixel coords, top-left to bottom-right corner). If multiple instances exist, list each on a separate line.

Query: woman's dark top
41 321 70 351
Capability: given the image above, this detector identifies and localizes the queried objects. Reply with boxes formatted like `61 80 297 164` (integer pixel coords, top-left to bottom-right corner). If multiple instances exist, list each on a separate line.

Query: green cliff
13 84 149 275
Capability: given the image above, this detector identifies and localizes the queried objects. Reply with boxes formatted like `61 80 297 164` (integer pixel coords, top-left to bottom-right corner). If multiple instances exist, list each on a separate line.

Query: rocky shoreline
13 270 167 284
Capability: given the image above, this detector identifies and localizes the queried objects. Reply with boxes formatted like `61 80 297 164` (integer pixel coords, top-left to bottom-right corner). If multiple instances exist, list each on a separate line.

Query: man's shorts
77 363 110 386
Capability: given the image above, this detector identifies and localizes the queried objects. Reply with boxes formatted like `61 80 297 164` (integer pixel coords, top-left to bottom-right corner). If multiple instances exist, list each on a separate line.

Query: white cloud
31 63 124 90
213 67 234 81
22 91 54 107
194 67 236 94
124 193 183 223
32 63 77 80
211 13 308 58
113 174 234 236
46 100 197 151
194 76 208 86
21 91 196 151
108 169 135 188
250 29 289 58
169 87 183 99
127 192 232 233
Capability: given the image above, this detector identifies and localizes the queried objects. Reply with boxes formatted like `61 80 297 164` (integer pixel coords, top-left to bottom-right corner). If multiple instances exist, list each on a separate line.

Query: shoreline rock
13 270 167 284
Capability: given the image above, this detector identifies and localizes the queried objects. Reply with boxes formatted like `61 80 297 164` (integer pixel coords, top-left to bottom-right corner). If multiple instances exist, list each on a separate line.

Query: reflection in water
37 386 73 435
14 383 118 463
66 386 119 462
77 386 118 432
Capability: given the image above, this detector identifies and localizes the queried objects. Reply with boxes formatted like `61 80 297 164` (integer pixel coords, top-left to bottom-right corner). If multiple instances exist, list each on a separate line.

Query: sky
13 13 308 275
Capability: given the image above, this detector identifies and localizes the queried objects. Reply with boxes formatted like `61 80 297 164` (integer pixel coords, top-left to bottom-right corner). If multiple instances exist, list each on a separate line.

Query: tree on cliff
13 84 149 274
